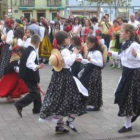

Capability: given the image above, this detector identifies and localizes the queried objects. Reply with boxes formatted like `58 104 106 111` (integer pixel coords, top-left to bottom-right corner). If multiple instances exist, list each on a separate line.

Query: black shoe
55 126 69 134
131 115 139 123
118 126 132 133
32 109 40 114
15 104 22 118
87 107 100 111
33 111 40 114
66 120 78 132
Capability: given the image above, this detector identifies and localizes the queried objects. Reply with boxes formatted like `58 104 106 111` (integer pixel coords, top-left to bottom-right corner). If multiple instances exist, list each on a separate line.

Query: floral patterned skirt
0 44 11 78
117 67 140 117
40 69 87 120
87 67 103 108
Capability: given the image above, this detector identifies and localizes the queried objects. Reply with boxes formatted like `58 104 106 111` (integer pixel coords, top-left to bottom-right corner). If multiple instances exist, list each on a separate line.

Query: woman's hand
107 52 112 57
132 48 137 58
87 57 91 61
76 58 82 62
23 36 27 41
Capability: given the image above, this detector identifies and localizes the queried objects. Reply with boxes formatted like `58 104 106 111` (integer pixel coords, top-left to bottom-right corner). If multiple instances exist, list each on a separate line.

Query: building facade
66 0 140 20
0 0 66 21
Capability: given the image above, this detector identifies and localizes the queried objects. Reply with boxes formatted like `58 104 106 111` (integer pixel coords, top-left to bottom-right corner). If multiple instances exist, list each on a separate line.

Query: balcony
47 0 62 7
20 0 35 7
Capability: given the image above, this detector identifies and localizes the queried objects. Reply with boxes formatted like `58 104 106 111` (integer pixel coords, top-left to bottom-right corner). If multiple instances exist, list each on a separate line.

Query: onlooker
128 13 139 29
59 17 65 31
28 18 41 37
15 19 24 28
91 17 99 35
109 19 121 39
71 17 82 36
88 26 95 36
99 14 112 50
137 10 140 22
116 16 123 26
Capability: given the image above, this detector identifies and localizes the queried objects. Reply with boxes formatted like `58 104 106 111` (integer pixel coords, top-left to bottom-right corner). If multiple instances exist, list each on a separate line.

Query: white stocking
124 116 132 128
67 115 76 129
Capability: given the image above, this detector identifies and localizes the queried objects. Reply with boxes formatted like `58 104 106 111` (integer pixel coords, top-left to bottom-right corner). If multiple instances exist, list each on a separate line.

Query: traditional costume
79 49 103 111
111 39 140 132
81 27 89 42
69 45 84 78
0 47 28 100
15 45 42 116
39 48 87 133
0 23 14 78
39 25 53 61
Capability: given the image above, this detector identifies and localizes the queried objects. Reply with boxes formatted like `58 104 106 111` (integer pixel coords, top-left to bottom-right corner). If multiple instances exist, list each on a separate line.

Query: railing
20 0 35 7
47 0 62 7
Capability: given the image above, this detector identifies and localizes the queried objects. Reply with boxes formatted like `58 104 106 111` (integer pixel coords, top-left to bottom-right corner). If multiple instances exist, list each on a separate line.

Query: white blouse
21 38 31 48
17 38 23 46
81 50 103 67
6 30 14 44
112 42 140 68
61 48 76 68
72 25 81 36
40 26 45 41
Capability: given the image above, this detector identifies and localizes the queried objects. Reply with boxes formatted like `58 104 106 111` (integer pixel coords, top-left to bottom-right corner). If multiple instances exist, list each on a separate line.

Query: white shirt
2 27 6 34
100 39 105 46
61 48 77 68
40 26 45 41
21 37 31 48
26 45 39 71
6 30 14 44
128 20 139 29
88 33 95 36
72 25 81 36
17 38 23 46
92 23 99 35
81 50 103 67
112 42 140 68
59 22 64 31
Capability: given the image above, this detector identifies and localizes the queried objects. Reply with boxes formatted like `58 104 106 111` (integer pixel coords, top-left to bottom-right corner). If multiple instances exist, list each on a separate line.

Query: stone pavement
0 64 140 140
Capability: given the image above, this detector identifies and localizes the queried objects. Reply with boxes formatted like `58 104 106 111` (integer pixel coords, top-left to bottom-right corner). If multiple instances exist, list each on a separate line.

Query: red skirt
0 72 28 98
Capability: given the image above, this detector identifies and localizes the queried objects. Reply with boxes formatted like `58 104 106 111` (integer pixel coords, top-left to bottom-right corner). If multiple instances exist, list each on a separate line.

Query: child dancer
78 36 103 111
21 29 33 48
15 35 44 117
0 46 28 102
109 33 121 68
0 18 15 78
39 31 87 133
70 36 84 77
108 23 140 133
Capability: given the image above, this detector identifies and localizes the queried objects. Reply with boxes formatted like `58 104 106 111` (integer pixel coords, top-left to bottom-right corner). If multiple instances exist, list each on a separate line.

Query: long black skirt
40 69 87 119
115 67 140 117
0 44 11 78
80 64 103 108
71 61 83 78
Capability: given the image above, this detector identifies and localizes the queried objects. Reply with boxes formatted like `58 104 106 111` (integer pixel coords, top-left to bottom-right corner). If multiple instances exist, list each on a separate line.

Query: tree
79 0 110 16
106 0 132 17
87 0 132 17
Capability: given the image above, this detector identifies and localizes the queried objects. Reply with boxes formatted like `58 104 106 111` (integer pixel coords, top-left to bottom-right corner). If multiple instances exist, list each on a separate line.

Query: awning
19 7 65 11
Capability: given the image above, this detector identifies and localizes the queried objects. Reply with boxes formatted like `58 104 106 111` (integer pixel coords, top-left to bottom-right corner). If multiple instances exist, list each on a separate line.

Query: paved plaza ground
0 64 140 140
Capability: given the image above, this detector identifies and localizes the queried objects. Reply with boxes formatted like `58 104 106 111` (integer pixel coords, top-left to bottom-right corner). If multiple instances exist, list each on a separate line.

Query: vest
19 46 40 83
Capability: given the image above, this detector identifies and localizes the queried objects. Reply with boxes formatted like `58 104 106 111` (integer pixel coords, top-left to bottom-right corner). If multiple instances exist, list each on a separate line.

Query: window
20 0 35 6
47 0 62 6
